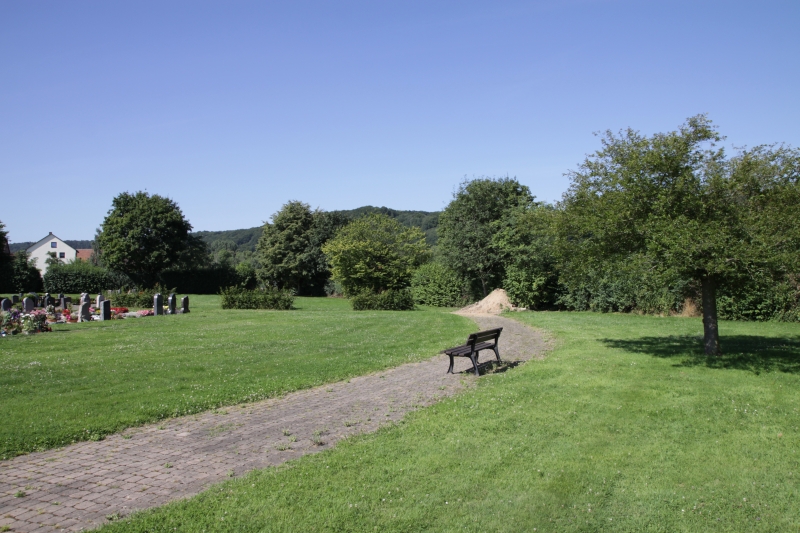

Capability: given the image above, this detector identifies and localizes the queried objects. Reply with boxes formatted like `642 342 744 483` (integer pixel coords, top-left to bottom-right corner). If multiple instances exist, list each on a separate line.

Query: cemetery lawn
0 296 474 459
100 312 800 532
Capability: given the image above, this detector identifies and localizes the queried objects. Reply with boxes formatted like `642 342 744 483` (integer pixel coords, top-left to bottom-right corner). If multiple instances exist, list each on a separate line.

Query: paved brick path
0 315 547 532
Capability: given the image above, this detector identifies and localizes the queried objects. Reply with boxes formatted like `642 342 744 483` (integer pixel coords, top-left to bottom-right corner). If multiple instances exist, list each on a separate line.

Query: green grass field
97 312 800 532
0 296 474 459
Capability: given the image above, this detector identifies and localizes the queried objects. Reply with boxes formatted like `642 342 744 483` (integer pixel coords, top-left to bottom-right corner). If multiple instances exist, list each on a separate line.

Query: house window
51 241 57 248
59 252 65 259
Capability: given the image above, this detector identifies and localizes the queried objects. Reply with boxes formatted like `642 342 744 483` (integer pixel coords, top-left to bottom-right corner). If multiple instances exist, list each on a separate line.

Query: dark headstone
78 302 92 322
58 293 65 300
44 293 54 307
154 293 164 315
23 297 35 313
11 295 19 304
1 299 10 312
59 297 67 310
100 300 111 321
181 296 189 314
167 293 176 315
80 293 90 306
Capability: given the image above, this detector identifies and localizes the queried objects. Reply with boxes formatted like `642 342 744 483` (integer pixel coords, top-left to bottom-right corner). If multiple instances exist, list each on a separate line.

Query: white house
26 233 77 275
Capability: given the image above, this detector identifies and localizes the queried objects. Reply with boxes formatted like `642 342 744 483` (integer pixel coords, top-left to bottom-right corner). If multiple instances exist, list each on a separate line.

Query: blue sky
2 0 798 242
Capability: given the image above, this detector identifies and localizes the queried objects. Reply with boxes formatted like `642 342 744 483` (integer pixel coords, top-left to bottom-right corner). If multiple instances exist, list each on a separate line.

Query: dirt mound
456 288 521 315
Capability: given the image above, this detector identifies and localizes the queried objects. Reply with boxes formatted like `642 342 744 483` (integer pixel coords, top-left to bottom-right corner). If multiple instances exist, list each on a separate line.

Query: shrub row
220 287 294 310
410 263 470 307
160 265 243 295
351 288 415 311
43 262 131 294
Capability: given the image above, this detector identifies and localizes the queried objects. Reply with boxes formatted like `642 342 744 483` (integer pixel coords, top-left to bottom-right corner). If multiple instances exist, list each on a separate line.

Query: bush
220 287 294 310
410 263 470 307
111 284 177 308
43 261 131 294
351 288 415 311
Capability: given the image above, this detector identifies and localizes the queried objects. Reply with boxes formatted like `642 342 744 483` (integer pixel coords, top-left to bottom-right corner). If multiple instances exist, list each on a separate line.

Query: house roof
76 249 93 261
26 232 74 252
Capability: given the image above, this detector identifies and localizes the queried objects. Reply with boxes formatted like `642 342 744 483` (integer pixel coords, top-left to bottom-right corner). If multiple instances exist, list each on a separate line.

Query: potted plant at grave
46 305 57 324
62 307 75 323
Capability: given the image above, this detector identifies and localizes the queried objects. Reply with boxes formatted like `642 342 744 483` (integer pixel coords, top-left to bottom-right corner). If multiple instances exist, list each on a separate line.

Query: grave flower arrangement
138 309 154 317
1 309 23 336
111 307 129 314
21 310 51 334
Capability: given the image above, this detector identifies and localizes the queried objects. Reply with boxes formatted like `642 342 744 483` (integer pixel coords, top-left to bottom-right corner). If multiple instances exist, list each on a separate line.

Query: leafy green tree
0 220 13 292
493 203 560 309
95 191 197 287
10 250 43 293
557 115 800 355
438 177 534 297
322 213 429 296
257 202 348 295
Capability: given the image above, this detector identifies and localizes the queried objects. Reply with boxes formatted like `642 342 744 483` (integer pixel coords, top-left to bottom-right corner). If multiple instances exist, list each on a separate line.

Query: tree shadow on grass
601 335 800 374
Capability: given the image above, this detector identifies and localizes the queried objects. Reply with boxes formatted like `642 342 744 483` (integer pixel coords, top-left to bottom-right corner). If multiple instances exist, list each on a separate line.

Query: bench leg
493 345 501 363
469 354 480 376
447 355 454 374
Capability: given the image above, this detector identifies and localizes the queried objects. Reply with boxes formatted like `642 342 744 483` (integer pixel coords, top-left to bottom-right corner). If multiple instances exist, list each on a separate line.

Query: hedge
43 262 130 294
220 287 294 310
351 288 415 311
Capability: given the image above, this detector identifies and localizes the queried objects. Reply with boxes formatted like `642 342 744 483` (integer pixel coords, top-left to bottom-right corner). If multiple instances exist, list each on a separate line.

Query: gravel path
0 314 548 532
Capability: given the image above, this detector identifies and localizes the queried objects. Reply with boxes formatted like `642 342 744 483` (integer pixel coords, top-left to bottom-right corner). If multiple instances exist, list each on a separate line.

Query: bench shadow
601 335 800 374
456 360 523 376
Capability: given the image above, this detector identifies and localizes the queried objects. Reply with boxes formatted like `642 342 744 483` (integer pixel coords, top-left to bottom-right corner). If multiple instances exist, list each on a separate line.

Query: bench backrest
467 327 503 347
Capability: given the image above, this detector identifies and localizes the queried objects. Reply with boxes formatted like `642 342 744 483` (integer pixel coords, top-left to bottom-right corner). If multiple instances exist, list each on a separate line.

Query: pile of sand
456 288 522 315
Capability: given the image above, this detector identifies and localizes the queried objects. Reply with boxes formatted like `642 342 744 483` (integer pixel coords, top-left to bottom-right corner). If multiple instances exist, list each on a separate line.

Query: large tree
95 191 198 287
322 213 429 296
256 201 348 295
438 177 534 297
558 115 800 355
0 220 13 292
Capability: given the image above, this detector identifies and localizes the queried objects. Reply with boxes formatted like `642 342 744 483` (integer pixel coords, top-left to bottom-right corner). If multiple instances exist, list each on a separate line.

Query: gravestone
44 293 52 307
154 293 164 315
100 300 111 321
58 293 65 300
96 294 105 307
181 296 189 314
1 299 10 312
11 295 19 304
167 293 176 315
80 293 90 306
23 297 35 313
78 302 92 322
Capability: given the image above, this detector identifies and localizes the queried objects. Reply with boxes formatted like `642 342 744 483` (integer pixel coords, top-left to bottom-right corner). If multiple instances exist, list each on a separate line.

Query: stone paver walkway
0 315 548 532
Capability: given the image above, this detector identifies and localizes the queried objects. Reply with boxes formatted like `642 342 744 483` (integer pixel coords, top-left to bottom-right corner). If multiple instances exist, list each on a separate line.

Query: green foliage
0 221 13 293
95 191 199 287
9 250 42 293
111 284 177 308
334 206 440 245
43 260 131 294
235 262 258 289
410 262 470 307
438 177 534 297
351 288 415 310
323 213 430 296
256 202 348 296
194 227 264 254
220 287 294 310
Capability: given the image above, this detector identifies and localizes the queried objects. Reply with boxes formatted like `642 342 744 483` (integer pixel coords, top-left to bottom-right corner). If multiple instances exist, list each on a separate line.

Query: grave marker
181 296 190 313
78 302 92 322
1 299 10 312
11 295 19 304
100 300 111 321
154 293 164 315
23 297 35 313
167 293 176 315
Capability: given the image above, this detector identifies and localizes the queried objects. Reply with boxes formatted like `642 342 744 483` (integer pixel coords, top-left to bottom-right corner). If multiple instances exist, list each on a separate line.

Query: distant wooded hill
193 206 440 251
9 240 93 253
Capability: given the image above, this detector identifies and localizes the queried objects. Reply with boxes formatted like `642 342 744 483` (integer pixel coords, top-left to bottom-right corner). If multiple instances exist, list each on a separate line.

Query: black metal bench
443 327 503 376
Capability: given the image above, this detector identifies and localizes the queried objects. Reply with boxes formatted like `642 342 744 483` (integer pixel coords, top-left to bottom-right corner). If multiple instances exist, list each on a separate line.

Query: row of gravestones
1 292 189 321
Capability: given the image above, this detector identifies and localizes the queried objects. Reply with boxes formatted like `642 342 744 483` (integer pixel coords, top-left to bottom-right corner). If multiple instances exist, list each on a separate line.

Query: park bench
443 327 503 376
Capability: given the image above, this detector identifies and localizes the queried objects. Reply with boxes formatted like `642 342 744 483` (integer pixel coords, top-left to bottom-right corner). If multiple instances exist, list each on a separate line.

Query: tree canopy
557 115 800 354
95 191 202 287
322 213 429 296
437 177 534 297
256 201 348 295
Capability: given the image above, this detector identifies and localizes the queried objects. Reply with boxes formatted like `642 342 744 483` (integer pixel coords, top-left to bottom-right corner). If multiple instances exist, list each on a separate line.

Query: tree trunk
701 277 721 356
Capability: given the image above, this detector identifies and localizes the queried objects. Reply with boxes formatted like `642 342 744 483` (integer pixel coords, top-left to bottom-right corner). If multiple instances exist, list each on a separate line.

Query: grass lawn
0 296 474 459
99 312 800 532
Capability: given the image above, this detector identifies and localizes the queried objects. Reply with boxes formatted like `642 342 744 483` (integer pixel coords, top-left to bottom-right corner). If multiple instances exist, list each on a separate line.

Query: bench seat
443 328 503 376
